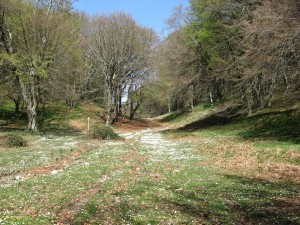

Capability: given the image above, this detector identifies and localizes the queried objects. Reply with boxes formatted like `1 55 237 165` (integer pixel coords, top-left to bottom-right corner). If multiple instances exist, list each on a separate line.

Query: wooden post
88 117 90 134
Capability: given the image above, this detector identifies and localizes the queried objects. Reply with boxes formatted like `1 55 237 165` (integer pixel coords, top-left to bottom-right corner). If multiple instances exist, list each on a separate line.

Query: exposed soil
114 118 169 132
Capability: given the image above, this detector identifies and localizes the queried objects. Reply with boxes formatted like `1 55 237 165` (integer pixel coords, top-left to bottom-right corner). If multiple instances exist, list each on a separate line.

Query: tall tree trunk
168 97 171 113
19 72 38 132
129 101 139 120
0 9 38 130
12 95 21 115
27 108 37 132
113 85 122 121
189 85 194 111
118 85 123 116
209 91 214 106
105 79 113 126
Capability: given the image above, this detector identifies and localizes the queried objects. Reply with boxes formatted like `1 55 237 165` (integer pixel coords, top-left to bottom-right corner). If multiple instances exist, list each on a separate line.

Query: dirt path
114 118 169 132
56 120 198 224
1 119 299 224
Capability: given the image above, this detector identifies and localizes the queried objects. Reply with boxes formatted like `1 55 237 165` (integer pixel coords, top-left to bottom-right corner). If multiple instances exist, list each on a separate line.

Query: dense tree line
0 0 299 132
144 0 299 116
0 0 155 131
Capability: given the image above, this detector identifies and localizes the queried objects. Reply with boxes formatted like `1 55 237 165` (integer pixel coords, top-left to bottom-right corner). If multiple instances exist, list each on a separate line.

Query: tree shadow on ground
177 113 236 131
39 125 82 136
221 174 300 225
0 117 81 136
238 109 300 144
168 107 299 144
0 108 27 127
160 110 187 122
158 174 300 224
172 105 242 132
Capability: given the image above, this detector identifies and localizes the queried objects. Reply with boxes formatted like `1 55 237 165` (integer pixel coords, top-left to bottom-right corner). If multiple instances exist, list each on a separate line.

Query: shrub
1 134 27 148
0 120 8 126
89 125 120 140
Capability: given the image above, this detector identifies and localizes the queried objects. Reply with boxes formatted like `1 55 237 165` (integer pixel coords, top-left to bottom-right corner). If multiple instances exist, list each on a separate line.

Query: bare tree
85 13 156 125
240 0 300 114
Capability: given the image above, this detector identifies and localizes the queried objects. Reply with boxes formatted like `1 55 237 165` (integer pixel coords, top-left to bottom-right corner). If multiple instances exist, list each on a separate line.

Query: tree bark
12 96 21 115
168 97 171 113
105 77 113 126
129 101 140 120
19 71 38 132
209 91 214 106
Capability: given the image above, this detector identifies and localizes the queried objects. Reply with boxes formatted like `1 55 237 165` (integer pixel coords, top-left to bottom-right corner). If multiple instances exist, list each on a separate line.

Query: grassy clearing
72 143 299 225
0 127 299 224
163 104 300 180
0 102 299 224
0 141 131 224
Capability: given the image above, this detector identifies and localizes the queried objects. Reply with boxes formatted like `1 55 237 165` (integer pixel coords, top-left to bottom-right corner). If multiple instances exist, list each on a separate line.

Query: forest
0 0 299 224
0 0 298 131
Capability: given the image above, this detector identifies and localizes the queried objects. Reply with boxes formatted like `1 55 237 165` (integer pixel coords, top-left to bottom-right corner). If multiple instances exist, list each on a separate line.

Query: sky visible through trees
0 0 299 130
0 1 299 224
74 0 190 37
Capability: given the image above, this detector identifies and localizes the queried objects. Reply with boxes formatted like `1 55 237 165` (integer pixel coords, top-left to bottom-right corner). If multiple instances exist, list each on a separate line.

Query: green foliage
0 52 20 66
89 125 120 140
1 134 27 147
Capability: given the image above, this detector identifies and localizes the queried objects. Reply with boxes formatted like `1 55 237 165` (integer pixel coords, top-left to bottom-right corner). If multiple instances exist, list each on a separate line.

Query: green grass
0 102 299 224
251 141 300 165
161 104 213 127
0 128 299 224
0 100 106 135
239 109 300 144
0 142 131 223
0 133 80 176
72 148 299 225
163 103 300 153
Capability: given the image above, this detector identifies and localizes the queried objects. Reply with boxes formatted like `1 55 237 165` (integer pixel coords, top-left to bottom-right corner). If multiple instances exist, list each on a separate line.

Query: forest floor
0 104 299 224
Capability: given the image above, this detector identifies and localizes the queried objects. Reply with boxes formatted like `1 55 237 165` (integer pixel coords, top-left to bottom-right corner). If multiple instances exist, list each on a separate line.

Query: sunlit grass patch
0 103 299 224
0 143 131 223
162 104 300 183
74 151 300 225
0 214 53 225
0 134 81 176
160 104 213 128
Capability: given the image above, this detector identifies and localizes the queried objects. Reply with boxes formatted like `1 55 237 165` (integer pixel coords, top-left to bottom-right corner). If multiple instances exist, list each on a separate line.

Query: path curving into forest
56 121 203 224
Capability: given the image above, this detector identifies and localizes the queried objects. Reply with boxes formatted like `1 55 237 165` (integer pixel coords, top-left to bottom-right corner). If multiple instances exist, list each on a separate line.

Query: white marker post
87 117 90 134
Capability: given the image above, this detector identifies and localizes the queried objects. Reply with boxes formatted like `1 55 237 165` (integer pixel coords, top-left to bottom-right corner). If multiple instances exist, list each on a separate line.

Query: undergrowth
0 134 27 148
89 125 121 140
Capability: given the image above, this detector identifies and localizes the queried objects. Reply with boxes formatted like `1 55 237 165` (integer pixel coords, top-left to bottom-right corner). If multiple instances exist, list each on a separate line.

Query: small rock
50 170 59 175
